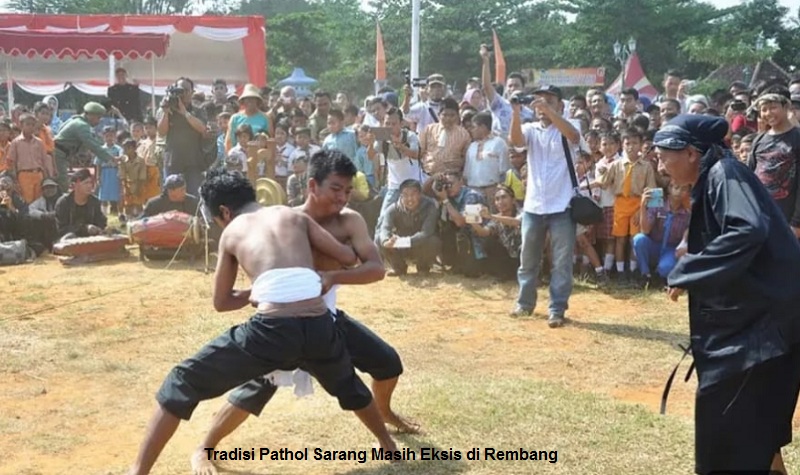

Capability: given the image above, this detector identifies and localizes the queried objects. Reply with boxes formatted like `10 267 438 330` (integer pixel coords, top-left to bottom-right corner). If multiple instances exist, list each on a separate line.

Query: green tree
680 0 786 68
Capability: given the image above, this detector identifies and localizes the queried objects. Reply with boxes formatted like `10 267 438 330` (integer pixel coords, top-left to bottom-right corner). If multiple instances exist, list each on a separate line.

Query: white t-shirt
522 119 581 215
379 131 421 189
275 143 296 177
463 136 510 188
594 155 619 208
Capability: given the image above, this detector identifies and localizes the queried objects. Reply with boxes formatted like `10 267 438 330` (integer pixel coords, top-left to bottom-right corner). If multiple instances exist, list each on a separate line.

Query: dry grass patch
0 257 797 474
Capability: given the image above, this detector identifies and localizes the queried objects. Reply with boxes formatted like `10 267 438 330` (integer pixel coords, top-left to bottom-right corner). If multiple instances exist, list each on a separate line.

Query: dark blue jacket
668 146 800 391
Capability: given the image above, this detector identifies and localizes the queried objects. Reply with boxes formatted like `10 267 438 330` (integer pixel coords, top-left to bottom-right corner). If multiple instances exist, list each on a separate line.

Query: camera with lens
730 100 747 112
433 176 452 193
164 84 185 109
510 94 535 105
746 105 759 122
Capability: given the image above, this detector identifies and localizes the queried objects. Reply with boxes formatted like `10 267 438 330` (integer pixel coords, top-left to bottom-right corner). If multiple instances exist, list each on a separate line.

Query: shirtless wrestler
127 167 397 475
191 149 418 475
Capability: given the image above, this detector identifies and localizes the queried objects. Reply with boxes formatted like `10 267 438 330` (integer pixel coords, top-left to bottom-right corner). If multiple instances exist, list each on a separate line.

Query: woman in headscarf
44 95 62 133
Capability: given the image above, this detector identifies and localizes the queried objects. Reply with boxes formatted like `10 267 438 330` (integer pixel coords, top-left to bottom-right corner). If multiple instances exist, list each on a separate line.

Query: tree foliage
7 0 800 94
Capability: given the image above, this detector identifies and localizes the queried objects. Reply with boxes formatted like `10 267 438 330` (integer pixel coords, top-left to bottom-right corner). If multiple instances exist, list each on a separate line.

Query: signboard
525 68 606 87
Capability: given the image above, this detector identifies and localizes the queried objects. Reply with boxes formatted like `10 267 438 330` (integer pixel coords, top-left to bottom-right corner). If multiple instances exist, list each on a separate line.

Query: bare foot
382 411 422 434
191 447 219 475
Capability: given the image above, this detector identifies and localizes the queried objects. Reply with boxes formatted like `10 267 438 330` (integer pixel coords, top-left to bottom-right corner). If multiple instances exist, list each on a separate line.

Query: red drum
129 211 198 249
53 234 129 257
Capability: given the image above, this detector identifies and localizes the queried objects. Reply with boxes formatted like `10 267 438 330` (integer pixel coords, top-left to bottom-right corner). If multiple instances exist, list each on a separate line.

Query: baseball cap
41 178 58 187
427 74 445 86
531 85 563 101
164 174 186 190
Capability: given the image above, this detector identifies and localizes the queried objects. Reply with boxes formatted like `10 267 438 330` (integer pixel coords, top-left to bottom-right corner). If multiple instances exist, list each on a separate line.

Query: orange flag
493 29 506 84
376 22 387 82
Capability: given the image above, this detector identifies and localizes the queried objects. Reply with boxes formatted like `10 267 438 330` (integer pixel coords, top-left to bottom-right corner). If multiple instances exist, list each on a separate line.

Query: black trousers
483 237 520 281
439 221 483 277
381 235 441 272
228 310 403 416
156 312 373 420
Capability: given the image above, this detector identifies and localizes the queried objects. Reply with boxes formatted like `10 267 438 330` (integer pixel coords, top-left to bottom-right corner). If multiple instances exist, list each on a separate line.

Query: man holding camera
418 97 470 181
157 78 210 196
509 86 581 328
433 171 487 277
401 73 448 135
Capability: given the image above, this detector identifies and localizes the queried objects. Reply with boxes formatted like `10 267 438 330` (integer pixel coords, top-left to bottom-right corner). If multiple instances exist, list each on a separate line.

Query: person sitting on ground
431 171 487 277
0 174 28 242
54 169 107 241
126 167 397 475
462 185 520 281
25 177 61 253
376 179 440 276
632 183 691 289
141 174 199 218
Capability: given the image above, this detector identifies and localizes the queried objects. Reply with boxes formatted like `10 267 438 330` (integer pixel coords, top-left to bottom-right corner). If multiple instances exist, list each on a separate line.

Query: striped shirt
419 123 471 175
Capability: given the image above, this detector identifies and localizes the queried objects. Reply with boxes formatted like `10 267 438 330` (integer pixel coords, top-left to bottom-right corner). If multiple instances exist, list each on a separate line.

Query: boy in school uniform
598 128 656 282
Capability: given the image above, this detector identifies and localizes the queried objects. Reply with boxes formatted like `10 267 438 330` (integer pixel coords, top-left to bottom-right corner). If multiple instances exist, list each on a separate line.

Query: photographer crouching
156 78 214 196
427 171 487 277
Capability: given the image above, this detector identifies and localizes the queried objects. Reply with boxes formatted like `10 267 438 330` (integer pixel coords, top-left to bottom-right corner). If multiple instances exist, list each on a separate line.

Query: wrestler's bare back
218 206 355 282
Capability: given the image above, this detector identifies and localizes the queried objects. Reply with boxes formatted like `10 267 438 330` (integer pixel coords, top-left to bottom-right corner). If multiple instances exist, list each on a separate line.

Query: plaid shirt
646 205 690 247
419 123 471 175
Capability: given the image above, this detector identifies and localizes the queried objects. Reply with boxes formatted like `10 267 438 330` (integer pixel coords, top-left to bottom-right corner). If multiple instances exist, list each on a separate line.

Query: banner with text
526 68 605 87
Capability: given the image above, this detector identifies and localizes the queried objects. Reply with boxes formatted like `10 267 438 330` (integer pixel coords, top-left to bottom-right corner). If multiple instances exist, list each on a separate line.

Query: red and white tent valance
0 29 169 60
0 14 266 89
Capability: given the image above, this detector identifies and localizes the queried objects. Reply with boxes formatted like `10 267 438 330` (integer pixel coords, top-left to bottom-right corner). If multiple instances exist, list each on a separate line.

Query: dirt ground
1 253 798 474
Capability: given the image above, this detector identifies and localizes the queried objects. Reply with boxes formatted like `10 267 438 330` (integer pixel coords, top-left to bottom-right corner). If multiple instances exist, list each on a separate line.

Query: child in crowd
138 117 161 202
344 105 360 130
598 128 657 281
504 149 527 209
291 108 308 135
8 114 54 204
584 130 602 163
575 153 608 285
119 138 147 220
738 133 756 163
286 155 309 206
290 127 321 168
95 126 122 215
355 125 381 191
216 112 232 165
587 131 620 275
273 122 295 188
0 121 12 174
253 133 273 180
227 124 252 175
322 109 358 161
130 121 144 142
730 133 743 156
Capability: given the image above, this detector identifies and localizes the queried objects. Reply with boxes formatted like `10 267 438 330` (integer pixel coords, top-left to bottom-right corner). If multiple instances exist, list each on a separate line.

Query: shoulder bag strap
561 135 579 190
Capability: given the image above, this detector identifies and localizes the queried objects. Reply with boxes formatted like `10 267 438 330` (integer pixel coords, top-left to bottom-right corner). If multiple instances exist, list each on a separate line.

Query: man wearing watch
157 77 209 196
432 171 487 277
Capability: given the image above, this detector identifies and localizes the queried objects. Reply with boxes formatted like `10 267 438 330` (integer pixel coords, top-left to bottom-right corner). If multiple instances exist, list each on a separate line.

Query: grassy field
1 254 798 474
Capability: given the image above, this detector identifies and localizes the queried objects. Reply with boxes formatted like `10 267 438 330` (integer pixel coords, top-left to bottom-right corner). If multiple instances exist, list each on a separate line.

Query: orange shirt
38 126 55 154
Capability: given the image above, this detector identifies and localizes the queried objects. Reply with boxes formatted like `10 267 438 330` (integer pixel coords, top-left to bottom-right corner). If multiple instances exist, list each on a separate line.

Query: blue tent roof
277 68 318 87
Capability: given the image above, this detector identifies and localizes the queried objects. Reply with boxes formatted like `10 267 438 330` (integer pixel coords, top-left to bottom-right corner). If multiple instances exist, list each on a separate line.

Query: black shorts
695 347 800 475
155 313 372 420
228 309 403 416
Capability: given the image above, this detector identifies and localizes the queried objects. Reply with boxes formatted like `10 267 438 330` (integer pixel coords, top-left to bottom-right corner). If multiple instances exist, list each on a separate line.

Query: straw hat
239 84 264 104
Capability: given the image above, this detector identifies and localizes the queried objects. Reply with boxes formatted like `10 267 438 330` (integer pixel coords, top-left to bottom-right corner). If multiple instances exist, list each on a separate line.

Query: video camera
510 94 536 106
403 68 428 88
432 175 452 193
164 84 185 109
